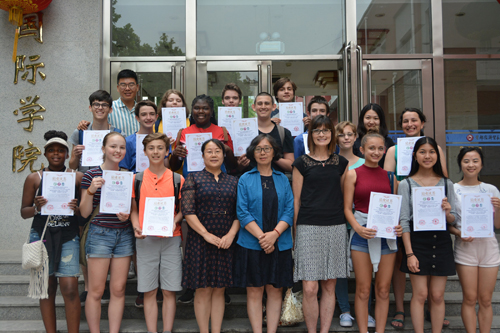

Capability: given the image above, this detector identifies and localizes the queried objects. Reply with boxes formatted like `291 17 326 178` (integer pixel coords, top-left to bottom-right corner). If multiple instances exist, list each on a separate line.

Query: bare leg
86 258 111 333
456 264 478 333
408 274 428 333
59 277 81 333
352 250 373 333
144 289 159 332
319 279 336 333
428 276 447 333
391 248 406 327
39 276 58 333
210 288 225 333
265 285 283 333
374 253 396 333
162 290 177 333
246 286 264 333
302 280 319 333
108 256 131 333
477 266 499 333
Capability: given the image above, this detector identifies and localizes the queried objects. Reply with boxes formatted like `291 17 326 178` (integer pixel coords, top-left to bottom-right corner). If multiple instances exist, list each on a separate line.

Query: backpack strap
134 172 144 207
172 172 181 214
220 126 229 142
154 119 161 133
277 125 285 146
114 128 122 134
78 129 84 145
387 171 395 194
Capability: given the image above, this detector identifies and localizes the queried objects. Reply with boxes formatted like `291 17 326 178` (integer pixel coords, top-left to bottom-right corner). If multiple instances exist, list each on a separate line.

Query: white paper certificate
302 133 310 154
100 170 133 214
366 192 402 239
136 134 149 173
412 186 446 231
142 197 175 237
41 172 76 216
161 107 186 138
186 133 212 172
81 130 110 166
461 193 494 238
396 137 422 176
218 107 242 136
279 102 304 136
232 118 258 156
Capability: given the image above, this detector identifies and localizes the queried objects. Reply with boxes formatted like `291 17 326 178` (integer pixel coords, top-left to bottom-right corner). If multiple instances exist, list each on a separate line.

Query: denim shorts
351 231 397 255
29 229 80 277
85 224 134 258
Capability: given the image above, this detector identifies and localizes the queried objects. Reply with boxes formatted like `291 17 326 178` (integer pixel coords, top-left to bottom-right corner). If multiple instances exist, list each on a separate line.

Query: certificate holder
81 130 110 166
232 118 258 156
279 102 304 136
40 171 76 216
185 133 212 172
412 186 446 231
142 197 175 237
461 193 494 238
366 192 402 239
396 137 422 176
302 133 310 154
218 107 242 136
136 134 149 173
161 107 186 138
99 170 133 214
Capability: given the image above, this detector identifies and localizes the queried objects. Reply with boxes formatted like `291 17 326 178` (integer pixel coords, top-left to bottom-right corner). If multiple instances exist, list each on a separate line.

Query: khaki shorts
136 236 183 292
454 237 500 268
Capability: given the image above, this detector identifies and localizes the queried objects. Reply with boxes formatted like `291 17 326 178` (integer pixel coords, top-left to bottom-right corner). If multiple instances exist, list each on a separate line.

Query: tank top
353 164 392 214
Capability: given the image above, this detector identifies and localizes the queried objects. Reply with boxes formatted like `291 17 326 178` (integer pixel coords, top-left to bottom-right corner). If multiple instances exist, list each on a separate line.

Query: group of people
21 70 500 333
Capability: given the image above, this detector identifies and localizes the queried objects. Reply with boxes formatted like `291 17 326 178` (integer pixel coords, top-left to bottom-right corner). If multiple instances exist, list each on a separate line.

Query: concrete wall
0 1 102 251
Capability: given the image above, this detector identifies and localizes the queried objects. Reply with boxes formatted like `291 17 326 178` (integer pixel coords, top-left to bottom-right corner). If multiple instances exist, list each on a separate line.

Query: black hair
134 99 158 117
201 139 225 154
457 147 484 178
254 91 274 103
89 90 113 106
357 103 389 138
189 94 217 125
246 134 282 165
399 107 426 136
117 69 138 84
307 96 330 114
44 130 67 142
408 136 446 178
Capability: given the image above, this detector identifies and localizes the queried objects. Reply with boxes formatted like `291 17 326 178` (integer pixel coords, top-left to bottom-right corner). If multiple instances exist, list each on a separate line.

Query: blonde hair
335 121 357 135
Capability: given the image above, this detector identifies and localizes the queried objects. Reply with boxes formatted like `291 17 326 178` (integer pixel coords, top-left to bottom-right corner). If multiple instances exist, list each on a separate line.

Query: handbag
22 215 51 299
79 204 100 267
279 288 304 326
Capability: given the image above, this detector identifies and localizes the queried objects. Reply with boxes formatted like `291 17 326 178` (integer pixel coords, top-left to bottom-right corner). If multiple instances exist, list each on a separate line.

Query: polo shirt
108 98 139 137
132 168 184 237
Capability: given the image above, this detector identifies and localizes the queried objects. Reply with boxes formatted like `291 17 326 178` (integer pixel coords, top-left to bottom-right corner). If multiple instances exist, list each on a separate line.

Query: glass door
110 62 185 106
360 59 434 142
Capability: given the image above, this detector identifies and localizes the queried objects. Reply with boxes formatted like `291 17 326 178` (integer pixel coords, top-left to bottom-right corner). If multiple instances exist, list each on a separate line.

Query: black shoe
101 288 110 304
135 292 144 308
79 291 88 306
177 289 194 303
225 291 231 305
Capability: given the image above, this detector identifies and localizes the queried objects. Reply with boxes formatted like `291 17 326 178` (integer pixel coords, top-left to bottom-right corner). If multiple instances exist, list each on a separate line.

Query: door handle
343 42 352 121
356 45 364 108
171 66 176 90
267 64 272 93
367 62 372 104
180 65 185 94
257 65 262 94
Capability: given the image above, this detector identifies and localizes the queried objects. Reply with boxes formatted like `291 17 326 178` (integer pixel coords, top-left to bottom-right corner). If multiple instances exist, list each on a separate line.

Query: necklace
47 166 66 172
309 154 329 167
414 176 438 187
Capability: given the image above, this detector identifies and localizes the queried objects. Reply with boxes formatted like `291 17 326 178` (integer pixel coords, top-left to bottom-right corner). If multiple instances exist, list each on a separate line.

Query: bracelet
274 228 281 237
33 205 40 215
87 188 96 196
406 253 415 258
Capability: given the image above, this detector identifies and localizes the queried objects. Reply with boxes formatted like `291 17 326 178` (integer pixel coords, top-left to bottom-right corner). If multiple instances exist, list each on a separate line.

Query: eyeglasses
255 146 273 153
204 149 223 156
311 129 331 135
338 132 354 138
118 83 137 89
92 102 110 109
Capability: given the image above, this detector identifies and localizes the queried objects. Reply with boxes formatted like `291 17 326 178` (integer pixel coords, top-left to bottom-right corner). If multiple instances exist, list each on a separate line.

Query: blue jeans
85 224 134 258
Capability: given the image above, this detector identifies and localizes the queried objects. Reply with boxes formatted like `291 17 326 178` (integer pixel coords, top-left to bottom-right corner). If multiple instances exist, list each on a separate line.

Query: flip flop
391 311 405 329
425 310 450 327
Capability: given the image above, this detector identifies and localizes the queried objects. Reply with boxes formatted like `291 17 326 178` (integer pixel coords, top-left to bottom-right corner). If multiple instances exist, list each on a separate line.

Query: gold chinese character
19 13 43 43
12 140 44 173
14 55 46 84
13 95 46 132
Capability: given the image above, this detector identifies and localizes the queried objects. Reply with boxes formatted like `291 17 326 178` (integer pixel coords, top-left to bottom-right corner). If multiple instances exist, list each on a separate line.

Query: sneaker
339 313 354 327
101 289 110 304
79 291 88 306
135 292 144 308
128 261 136 279
368 315 376 328
225 291 231 305
177 289 194 304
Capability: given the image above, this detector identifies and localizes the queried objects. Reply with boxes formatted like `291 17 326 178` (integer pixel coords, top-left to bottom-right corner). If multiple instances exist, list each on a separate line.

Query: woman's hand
89 177 105 193
173 144 188 158
116 212 129 222
219 233 235 249
355 226 377 239
203 233 221 247
461 236 474 242
394 225 403 237
72 145 85 157
264 245 275 254
258 231 278 252
237 155 250 170
407 255 420 273
491 197 500 212
33 195 47 210
134 227 146 239
442 197 452 216
68 198 78 211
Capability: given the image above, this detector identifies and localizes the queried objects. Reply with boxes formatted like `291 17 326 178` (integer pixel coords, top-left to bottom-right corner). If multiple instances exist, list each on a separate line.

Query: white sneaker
339 313 354 327
368 315 376 328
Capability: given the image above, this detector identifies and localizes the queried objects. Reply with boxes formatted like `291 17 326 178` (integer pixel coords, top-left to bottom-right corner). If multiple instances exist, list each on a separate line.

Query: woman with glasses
235 134 294 333
293 115 349 333
181 139 239 333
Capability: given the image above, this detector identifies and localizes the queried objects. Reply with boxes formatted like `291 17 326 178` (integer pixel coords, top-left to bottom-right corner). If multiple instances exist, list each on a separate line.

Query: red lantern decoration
0 0 52 61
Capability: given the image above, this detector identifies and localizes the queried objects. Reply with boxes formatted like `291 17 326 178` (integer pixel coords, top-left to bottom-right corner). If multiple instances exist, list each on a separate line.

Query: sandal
391 311 405 329
425 310 450 327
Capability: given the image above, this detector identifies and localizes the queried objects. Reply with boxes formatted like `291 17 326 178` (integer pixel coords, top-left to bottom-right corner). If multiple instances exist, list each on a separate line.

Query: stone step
2 292 500 321
1 316 500 333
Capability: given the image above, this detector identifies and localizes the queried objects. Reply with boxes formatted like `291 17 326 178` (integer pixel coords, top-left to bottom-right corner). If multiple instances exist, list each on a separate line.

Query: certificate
366 192 402 239
412 186 446 231
40 172 76 216
100 170 133 214
136 134 149 173
396 137 422 176
218 107 242 136
232 118 258 156
161 107 186 138
279 102 304 136
461 193 494 238
302 133 310 154
81 130 110 166
185 133 212 172
142 197 175 237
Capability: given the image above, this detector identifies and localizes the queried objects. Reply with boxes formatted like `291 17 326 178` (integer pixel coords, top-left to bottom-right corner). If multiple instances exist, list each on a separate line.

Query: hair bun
366 127 379 135
44 130 68 141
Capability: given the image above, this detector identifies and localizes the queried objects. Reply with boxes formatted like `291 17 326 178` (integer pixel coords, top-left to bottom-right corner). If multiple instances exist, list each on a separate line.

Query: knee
110 283 126 298
247 288 264 301
321 281 336 295
429 291 444 305
356 284 371 301
413 289 428 303
478 293 492 308
302 282 319 299
462 291 478 307
375 285 390 301
60 283 79 301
